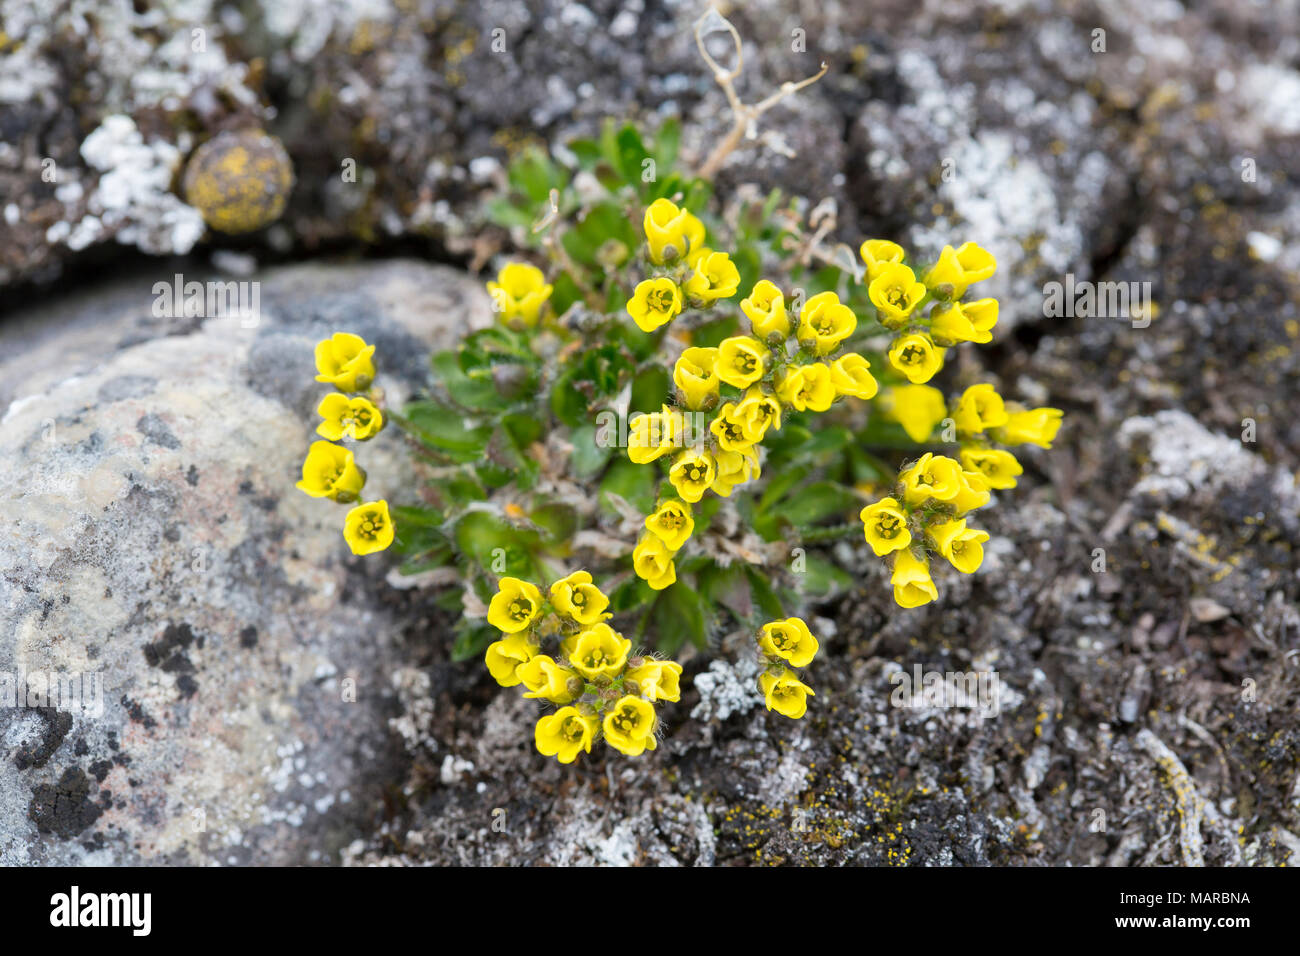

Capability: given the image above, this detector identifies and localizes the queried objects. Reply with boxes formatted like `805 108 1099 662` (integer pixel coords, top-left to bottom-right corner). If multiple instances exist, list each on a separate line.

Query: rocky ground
2 0 1299 865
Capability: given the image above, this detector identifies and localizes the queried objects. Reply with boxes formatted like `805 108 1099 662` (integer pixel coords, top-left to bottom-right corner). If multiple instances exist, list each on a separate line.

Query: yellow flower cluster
488 262 554 328
624 200 887 589
949 384 1063 490
484 573 683 763
755 617 819 719
860 452 994 607
861 238 997 385
297 332 392 555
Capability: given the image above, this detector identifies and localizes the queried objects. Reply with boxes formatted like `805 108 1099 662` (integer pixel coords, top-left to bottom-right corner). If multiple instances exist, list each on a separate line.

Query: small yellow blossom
711 446 760 497
759 617 819 668
314 332 376 392
549 570 610 626
930 298 998 344
711 403 756 454
535 706 599 763
517 655 578 703
627 405 681 464
888 333 945 384
829 352 879 400
927 518 990 574
673 347 720 410
645 499 695 551
296 440 366 501
733 387 782 441
568 623 631 680
797 291 857 356
627 659 683 703
486 262 553 327
922 242 996 298
952 384 1009 435
860 496 912 556
315 393 384 441
683 250 741 303
485 632 539 687
643 198 706 265
869 263 927 327
881 384 947 442
633 534 678 590
950 468 992 514
626 277 683 333
668 449 717 503
716 336 768 388
343 499 394 555
960 447 1023 489
891 550 938 608
859 239 906 281
603 695 658 756
740 279 790 340
759 669 815 719
900 452 963 506
486 576 544 634
995 406 1064 448
776 363 835 412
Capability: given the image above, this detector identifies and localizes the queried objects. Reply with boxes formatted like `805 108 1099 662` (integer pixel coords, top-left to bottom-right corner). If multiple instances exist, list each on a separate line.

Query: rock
0 259 491 864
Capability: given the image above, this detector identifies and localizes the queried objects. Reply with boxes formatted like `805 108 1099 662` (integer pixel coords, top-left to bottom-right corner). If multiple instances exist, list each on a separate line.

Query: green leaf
745 566 786 621
628 365 670 416
451 619 498 663
569 423 612 479
800 555 853 597
599 458 656 516
401 401 491 462
507 146 564 204
773 480 858 528
651 583 710 654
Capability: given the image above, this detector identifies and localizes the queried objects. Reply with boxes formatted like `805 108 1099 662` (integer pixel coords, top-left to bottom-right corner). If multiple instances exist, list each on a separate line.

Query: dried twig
693 8 827 181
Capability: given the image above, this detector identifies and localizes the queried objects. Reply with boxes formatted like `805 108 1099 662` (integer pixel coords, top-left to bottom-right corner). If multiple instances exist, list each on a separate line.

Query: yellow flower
947 469 990 515
645 499 695 551
711 446 760 497
549 570 610 626
673 347 720 410
952 384 1009 435
486 576 544 634
710 403 755 454
314 332 376 392
891 550 938 608
632 534 677 591
759 617 819 668
668 449 716 503
733 387 782 442
868 263 927 327
775 363 835 412
927 518 990 574
900 452 963 506
535 706 599 764
994 406 1064 449
922 242 996 297
930 298 998 344
716 336 768 388
485 633 539 687
797 291 857 356
603 695 658 756
741 279 790 340
759 669 815 719
881 384 947 443
517 655 579 703
315 393 384 441
343 499 394 555
627 659 683 703
683 250 741 303
860 496 911 556
626 277 683 333
859 239 906 281
643 198 706 265
568 623 631 680
888 332 945 384
296 440 365 501
960 447 1023 490
486 262 553 327
829 353 879 400
627 404 681 464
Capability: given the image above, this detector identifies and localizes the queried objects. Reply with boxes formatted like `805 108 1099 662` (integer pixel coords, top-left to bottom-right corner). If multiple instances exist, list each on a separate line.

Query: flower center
509 599 532 621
